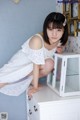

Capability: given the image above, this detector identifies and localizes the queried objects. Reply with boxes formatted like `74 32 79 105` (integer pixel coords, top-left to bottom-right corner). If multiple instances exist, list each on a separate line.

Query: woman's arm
29 35 43 87
32 63 40 89
28 35 43 96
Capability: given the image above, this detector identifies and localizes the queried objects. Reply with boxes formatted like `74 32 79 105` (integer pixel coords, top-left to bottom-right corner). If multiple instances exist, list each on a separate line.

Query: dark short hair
43 12 68 46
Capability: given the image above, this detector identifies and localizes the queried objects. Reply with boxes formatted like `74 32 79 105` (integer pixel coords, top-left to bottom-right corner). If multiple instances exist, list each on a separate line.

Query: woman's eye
57 29 62 31
48 28 53 31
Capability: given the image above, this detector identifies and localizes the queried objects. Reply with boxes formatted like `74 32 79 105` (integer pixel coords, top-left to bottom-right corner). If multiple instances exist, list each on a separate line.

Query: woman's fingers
28 84 43 97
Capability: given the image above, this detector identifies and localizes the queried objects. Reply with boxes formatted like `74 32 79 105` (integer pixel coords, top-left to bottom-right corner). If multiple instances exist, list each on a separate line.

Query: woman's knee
45 58 54 71
39 58 54 77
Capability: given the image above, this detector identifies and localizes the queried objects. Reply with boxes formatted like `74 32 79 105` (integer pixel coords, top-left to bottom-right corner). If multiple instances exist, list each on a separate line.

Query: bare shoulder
29 35 43 50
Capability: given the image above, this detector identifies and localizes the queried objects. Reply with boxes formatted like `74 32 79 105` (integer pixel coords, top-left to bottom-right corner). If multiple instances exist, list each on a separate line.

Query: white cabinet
27 95 39 120
26 86 80 120
47 53 80 97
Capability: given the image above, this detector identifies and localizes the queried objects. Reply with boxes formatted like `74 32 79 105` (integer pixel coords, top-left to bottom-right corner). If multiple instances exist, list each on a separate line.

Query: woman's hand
28 83 43 97
56 46 64 54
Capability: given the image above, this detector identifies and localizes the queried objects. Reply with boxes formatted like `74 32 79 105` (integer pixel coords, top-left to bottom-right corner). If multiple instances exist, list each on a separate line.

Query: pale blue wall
0 91 27 120
0 0 56 67
0 1 56 120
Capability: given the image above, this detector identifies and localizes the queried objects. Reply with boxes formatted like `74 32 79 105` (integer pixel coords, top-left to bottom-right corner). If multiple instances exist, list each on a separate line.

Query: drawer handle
28 96 31 101
34 105 38 112
29 109 32 115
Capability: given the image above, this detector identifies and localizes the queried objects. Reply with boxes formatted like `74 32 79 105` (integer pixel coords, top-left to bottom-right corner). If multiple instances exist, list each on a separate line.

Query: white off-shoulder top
0 34 61 96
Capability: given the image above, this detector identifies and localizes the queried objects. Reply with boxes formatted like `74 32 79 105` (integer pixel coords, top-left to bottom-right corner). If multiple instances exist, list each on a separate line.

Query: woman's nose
52 29 57 36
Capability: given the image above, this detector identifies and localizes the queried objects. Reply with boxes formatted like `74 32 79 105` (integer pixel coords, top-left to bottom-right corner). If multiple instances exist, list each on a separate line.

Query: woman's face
47 23 64 44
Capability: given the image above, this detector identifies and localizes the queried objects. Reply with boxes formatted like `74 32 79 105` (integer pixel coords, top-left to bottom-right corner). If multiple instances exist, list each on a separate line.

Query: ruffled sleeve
22 34 45 65
27 47 45 64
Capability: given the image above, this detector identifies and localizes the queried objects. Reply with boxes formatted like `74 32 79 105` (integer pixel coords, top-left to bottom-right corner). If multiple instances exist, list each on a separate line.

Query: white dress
0 34 60 96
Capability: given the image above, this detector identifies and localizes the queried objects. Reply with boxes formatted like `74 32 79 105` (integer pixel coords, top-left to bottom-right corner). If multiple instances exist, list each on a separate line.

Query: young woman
0 12 68 96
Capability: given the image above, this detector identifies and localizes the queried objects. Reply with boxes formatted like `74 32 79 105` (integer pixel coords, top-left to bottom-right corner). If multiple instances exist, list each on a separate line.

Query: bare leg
0 83 9 88
28 58 54 96
31 58 54 83
39 59 54 78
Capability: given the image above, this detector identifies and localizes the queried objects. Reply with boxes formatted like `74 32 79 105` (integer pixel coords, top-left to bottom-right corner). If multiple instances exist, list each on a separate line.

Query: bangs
47 22 63 29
